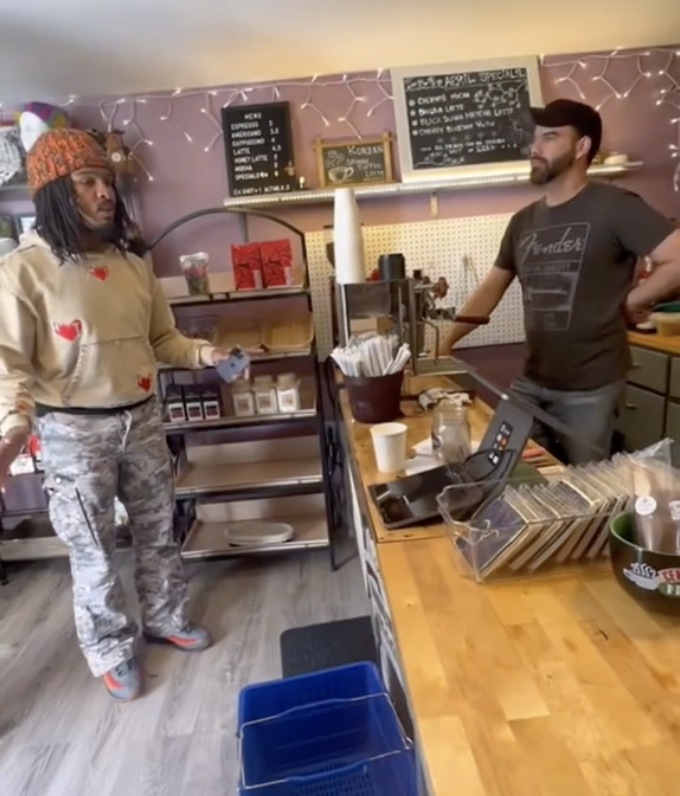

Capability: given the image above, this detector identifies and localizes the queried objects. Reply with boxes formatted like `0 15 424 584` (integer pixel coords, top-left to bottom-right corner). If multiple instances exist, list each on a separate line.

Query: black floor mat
280 616 378 678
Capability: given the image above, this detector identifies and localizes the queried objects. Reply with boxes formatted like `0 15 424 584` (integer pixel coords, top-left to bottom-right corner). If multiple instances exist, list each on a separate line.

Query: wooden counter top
338 372 556 544
628 329 680 356
338 374 495 544
338 365 680 795
378 535 680 796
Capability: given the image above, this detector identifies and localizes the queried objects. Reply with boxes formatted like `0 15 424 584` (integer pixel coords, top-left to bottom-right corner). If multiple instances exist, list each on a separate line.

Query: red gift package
259 239 294 288
230 242 263 290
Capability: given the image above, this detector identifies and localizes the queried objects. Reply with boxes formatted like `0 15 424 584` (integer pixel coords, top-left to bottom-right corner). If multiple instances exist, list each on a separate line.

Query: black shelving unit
150 207 339 569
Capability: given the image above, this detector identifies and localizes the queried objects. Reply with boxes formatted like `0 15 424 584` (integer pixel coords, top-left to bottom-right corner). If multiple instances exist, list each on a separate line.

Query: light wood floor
0 547 368 796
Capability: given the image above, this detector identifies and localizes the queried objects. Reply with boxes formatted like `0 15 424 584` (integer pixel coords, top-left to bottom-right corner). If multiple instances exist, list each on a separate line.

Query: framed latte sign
314 133 394 188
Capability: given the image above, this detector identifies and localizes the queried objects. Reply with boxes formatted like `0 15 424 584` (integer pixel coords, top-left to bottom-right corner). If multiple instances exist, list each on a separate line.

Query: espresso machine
333 256 489 379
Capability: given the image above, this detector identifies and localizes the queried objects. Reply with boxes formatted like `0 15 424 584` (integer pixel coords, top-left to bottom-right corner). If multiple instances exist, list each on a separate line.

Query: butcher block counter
338 373 680 796
337 374 497 544
628 329 680 355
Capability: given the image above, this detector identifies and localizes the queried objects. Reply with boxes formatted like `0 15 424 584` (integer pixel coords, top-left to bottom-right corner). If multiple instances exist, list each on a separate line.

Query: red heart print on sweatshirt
89 265 109 281
53 320 82 342
137 375 152 392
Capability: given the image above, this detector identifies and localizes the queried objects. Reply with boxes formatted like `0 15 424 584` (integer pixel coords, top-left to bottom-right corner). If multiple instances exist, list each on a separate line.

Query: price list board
221 101 296 197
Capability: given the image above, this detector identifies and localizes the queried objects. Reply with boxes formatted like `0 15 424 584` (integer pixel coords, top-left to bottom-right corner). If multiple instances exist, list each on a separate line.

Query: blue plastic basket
237 663 416 796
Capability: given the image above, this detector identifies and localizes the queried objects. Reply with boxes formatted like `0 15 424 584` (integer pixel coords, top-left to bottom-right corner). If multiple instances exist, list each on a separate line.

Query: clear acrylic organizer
436 462 634 583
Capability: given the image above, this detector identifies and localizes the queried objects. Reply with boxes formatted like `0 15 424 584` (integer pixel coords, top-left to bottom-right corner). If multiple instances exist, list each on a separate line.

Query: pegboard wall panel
306 213 524 357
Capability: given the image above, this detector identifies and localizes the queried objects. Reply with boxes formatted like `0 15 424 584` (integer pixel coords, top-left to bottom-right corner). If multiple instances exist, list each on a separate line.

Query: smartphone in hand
216 347 251 383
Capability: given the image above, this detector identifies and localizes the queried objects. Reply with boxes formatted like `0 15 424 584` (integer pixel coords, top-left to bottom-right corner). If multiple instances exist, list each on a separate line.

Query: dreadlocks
34 175 146 263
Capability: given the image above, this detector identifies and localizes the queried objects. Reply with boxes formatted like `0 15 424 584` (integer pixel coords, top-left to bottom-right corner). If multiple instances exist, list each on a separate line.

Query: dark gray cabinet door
665 400 680 442
628 346 669 394
668 357 680 401
617 384 665 452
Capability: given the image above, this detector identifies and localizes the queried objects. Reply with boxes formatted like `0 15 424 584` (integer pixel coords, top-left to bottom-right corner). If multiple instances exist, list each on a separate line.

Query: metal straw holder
335 277 471 378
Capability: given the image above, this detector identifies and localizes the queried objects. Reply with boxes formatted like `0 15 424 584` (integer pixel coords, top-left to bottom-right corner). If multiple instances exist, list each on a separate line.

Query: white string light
670 115 680 191
75 71 394 145
159 91 193 142
221 90 240 109
123 98 149 141
63 51 680 190
544 46 680 187
367 74 393 117
201 90 223 152
300 74 330 127
98 99 122 132
554 61 587 100
338 74 367 138
656 51 680 112
589 55 653 109
545 46 680 110
133 154 154 183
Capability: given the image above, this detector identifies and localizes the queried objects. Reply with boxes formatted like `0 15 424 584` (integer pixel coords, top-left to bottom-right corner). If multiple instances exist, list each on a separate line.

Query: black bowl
609 512 680 616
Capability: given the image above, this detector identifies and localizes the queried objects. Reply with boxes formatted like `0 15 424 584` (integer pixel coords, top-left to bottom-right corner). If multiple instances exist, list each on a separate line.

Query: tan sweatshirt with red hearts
0 231 214 437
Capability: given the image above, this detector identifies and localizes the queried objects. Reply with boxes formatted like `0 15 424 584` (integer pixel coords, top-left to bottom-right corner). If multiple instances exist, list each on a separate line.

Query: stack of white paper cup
370 422 408 473
333 187 365 285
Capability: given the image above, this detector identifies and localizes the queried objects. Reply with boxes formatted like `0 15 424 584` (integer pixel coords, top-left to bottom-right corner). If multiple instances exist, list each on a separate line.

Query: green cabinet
665 400 680 441
628 346 669 394
620 343 680 452
618 383 666 452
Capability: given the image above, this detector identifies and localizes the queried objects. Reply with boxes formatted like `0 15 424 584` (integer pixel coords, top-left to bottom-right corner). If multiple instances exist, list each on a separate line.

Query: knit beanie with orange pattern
26 128 111 195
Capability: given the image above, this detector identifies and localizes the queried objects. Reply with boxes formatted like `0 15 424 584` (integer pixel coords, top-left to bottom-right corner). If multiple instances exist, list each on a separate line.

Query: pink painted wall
2 46 679 276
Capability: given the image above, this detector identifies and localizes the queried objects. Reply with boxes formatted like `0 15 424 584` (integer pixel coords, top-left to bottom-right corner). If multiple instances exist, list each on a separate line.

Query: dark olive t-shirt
496 181 675 391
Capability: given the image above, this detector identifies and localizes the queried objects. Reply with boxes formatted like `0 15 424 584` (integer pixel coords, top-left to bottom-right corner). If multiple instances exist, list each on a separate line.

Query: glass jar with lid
232 380 255 417
253 375 278 415
431 394 471 465
276 372 301 413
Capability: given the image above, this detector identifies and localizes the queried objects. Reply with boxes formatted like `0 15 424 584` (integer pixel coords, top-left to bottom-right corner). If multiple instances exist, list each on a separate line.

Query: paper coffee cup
370 422 407 473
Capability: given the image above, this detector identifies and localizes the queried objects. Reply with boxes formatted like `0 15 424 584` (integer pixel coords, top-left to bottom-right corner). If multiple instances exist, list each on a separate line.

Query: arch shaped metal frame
148 206 309 268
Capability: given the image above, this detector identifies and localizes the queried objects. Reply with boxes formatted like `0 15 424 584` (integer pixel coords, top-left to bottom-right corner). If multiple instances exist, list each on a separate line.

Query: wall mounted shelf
222 161 643 209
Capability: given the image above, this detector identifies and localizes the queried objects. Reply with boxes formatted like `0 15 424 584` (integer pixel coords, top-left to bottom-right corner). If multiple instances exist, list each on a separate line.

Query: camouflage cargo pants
37 397 189 677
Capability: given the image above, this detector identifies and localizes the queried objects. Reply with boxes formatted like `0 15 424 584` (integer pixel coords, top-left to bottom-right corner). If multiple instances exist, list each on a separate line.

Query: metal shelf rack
150 206 339 568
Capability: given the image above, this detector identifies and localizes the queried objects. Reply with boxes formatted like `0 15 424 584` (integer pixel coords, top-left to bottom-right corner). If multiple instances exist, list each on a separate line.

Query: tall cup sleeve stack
333 187 366 284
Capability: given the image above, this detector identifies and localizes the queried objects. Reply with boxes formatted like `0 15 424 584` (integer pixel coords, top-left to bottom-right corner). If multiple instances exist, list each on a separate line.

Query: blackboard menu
391 59 542 178
314 133 393 188
221 101 296 197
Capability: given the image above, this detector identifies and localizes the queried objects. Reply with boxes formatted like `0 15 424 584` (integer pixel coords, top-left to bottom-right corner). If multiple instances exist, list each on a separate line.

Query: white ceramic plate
224 521 295 547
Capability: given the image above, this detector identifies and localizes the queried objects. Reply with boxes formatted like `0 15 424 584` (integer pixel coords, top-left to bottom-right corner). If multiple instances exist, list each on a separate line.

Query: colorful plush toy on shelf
15 102 69 153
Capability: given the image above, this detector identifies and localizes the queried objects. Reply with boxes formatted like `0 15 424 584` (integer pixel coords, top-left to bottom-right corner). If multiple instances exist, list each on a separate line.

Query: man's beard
529 150 576 186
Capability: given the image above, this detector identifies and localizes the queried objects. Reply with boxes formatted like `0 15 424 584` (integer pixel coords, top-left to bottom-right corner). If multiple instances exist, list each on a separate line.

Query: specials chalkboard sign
221 101 296 197
314 133 393 188
391 57 543 180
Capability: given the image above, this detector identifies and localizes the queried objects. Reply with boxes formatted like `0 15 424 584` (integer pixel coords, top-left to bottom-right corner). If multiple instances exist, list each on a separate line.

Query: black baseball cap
529 99 603 159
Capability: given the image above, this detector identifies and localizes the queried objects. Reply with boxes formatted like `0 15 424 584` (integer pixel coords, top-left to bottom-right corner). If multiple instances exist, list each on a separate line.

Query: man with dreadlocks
0 128 236 701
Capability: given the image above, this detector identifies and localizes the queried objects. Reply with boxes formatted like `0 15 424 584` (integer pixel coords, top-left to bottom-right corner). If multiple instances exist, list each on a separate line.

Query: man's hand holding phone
211 347 252 383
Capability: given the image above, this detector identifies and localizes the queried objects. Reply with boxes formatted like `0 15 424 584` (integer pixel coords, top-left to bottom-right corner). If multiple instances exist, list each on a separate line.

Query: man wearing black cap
439 99 680 464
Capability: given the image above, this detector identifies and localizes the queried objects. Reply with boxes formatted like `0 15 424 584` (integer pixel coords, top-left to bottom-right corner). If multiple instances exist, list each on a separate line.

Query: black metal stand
153 206 338 568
